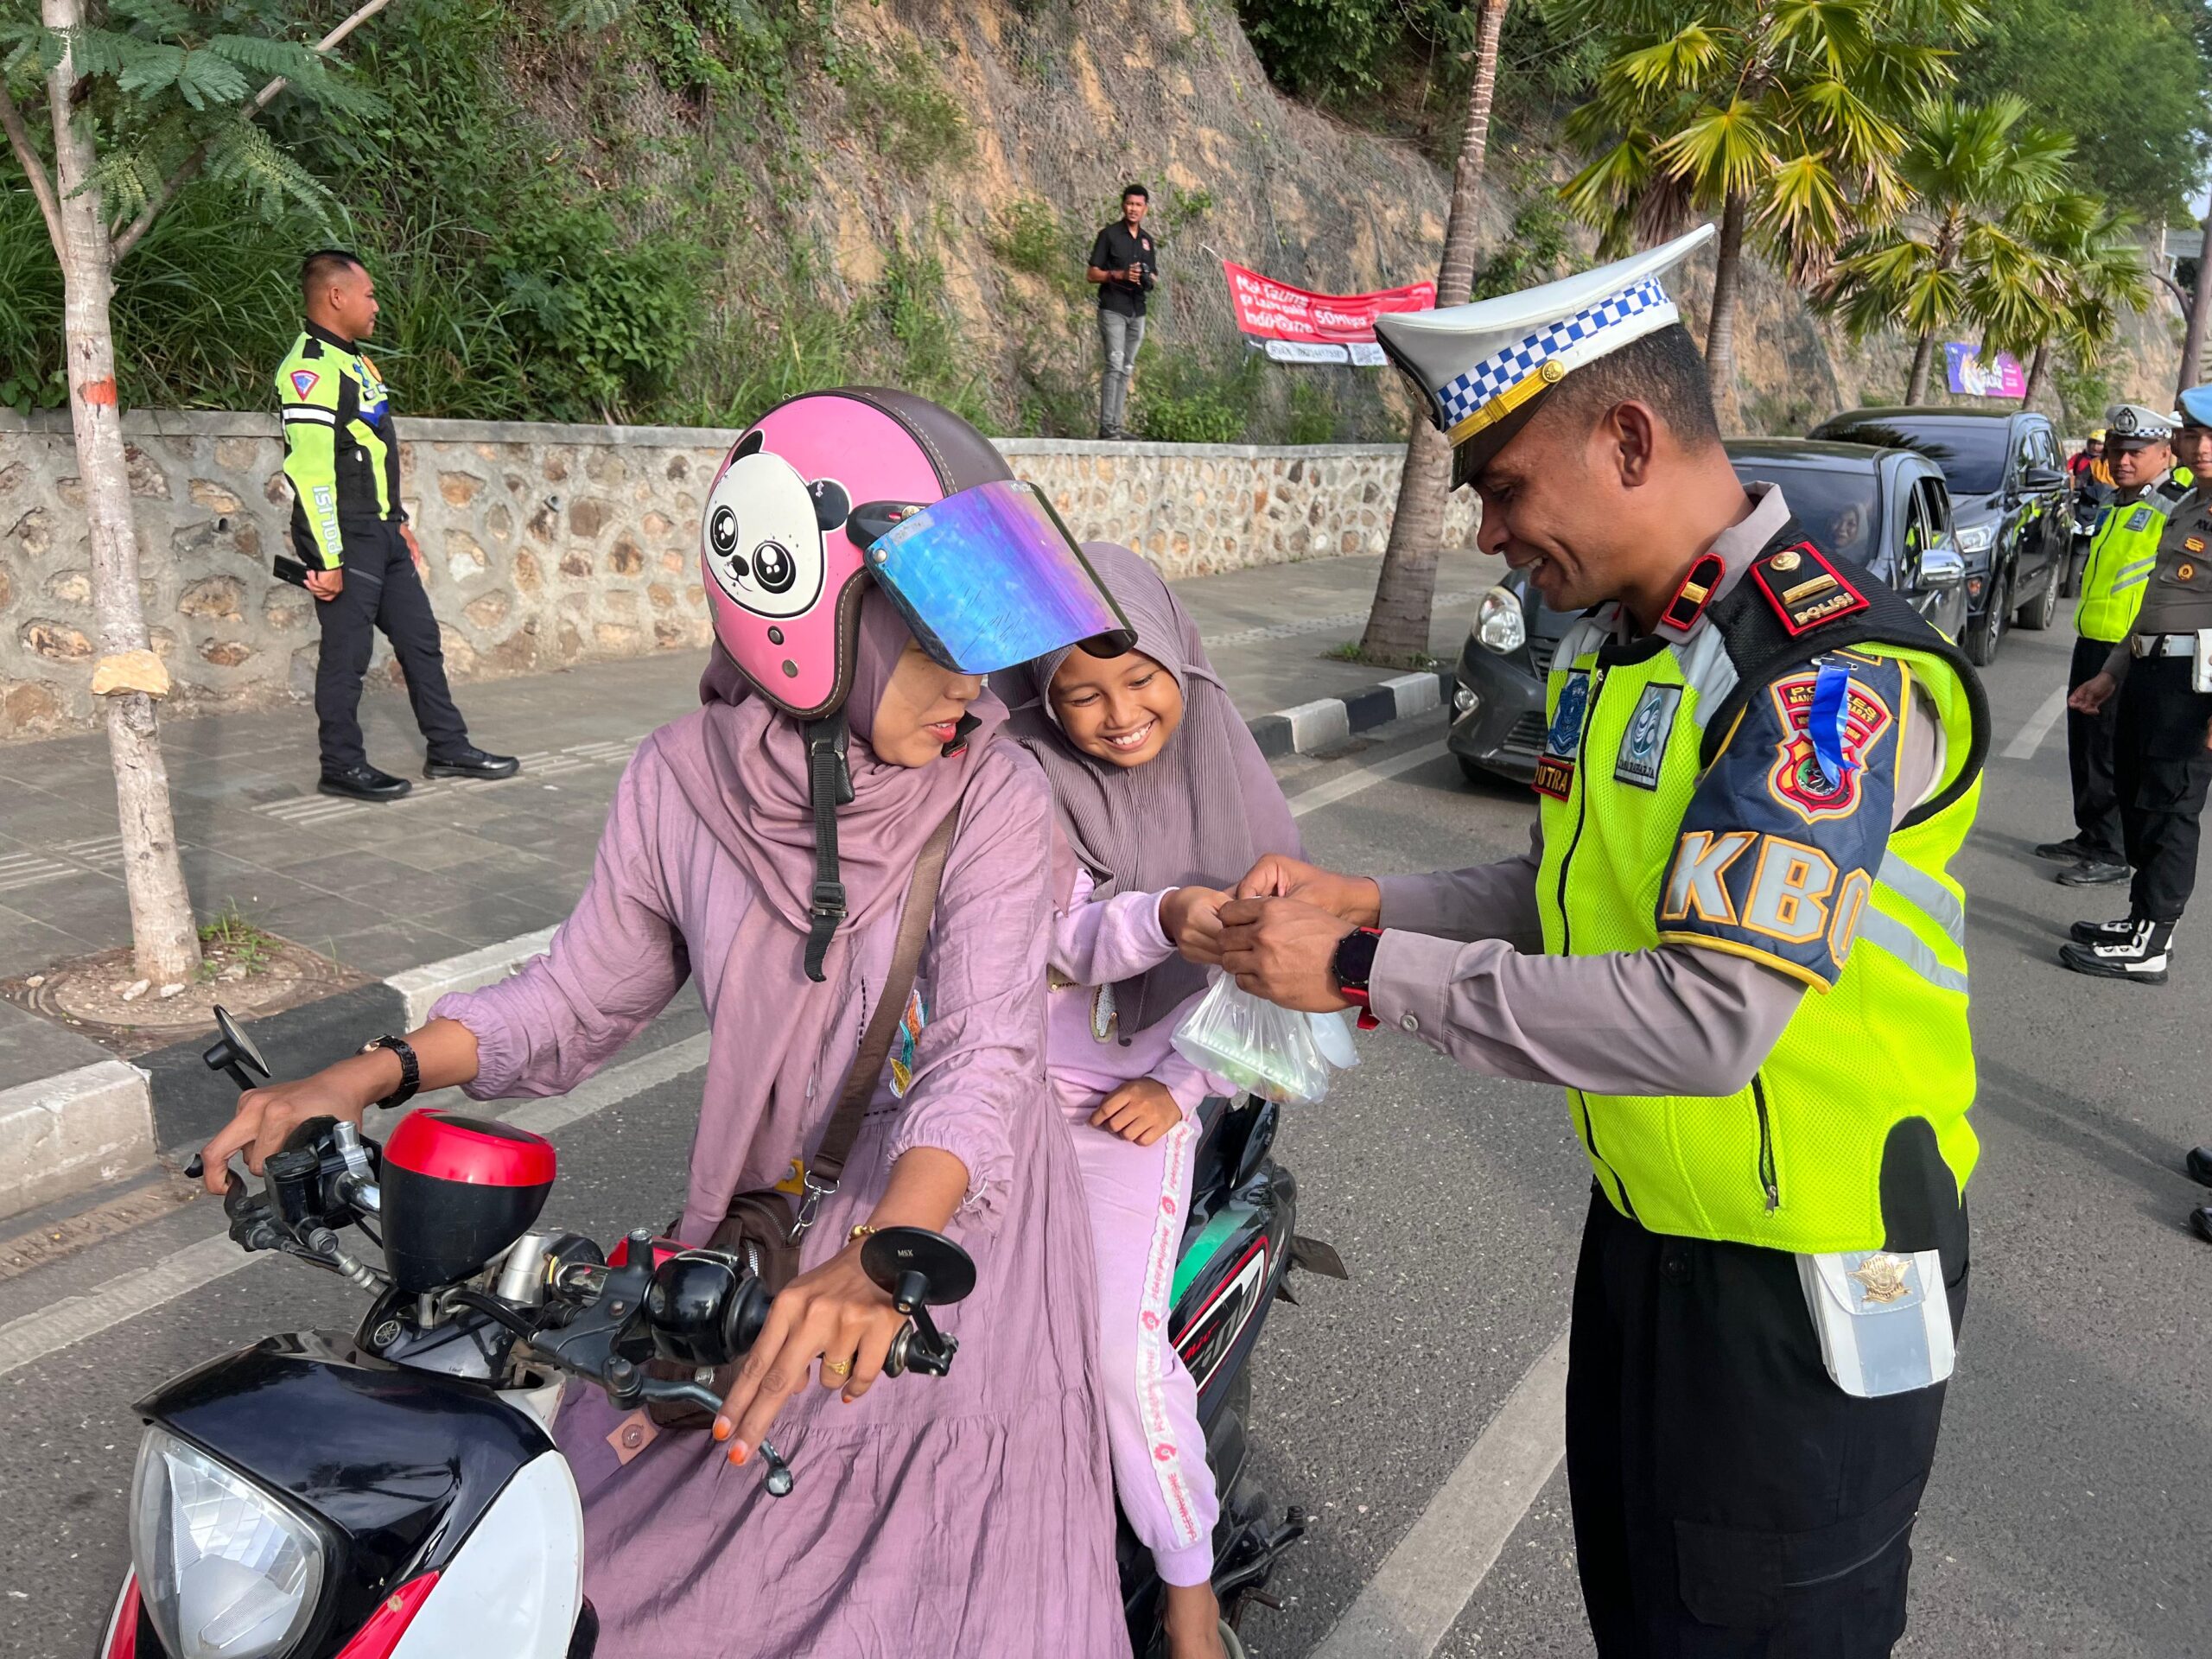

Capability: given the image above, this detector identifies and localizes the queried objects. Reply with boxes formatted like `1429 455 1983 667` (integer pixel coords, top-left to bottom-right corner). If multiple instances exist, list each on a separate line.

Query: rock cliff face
521 0 2185 435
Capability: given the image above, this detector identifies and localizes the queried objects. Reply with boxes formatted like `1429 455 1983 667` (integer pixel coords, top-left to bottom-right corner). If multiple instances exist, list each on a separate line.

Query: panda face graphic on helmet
698 436 850 621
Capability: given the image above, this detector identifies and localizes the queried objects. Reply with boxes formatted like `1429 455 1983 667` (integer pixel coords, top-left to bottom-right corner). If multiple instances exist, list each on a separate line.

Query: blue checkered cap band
1436 277 1671 429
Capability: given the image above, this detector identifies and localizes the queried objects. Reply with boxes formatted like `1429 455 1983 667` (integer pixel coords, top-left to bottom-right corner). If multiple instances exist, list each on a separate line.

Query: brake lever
632 1378 797 1497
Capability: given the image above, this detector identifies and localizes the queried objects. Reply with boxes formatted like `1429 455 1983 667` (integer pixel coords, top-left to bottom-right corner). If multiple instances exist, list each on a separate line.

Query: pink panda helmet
701 386 1132 718
700 387 1133 979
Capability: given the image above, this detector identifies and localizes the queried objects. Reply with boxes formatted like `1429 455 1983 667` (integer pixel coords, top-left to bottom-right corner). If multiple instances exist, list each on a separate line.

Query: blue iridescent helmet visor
849 480 1135 673
2177 385 2212 431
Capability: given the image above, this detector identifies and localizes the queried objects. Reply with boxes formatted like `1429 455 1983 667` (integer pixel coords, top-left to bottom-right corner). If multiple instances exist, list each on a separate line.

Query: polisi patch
288 369 320 399
1614 683 1681 790
1750 542 1867 636
1765 669 1892 823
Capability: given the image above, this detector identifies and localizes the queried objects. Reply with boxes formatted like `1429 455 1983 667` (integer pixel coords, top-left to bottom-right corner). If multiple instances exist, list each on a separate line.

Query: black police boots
2056 855 2130 886
2058 918 2173 982
425 747 521 781
319 764 411 802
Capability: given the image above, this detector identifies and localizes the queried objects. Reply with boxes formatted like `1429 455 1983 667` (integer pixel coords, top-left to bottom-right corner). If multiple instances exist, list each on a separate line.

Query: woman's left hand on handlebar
714 1244 909 1460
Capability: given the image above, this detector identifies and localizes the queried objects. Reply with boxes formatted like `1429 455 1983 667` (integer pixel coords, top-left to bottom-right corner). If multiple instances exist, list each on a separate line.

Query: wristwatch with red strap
1330 926 1383 1031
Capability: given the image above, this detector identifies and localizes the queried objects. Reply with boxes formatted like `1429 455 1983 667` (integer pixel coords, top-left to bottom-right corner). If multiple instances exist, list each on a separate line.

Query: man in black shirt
1088 184 1158 439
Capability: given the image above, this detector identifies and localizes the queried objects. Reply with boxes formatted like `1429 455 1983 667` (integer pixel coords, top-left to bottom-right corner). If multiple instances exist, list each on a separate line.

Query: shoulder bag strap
804 800 963 1197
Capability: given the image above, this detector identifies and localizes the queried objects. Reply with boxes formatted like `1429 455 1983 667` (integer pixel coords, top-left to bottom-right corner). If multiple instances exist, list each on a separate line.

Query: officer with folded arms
1205 227 1989 1655
2061 387 2212 982
2037 404 2184 887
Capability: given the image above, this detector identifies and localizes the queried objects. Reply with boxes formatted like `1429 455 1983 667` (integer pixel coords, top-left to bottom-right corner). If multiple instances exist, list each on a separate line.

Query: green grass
197 900 279 978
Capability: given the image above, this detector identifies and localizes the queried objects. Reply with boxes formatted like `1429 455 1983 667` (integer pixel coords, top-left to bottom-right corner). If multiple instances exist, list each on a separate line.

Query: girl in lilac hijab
198 391 1130 1656
1001 541 1301 1659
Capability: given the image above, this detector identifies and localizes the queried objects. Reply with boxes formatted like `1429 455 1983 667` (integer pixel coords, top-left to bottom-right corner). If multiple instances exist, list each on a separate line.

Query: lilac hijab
651 588 1007 1239
1002 541 1300 1033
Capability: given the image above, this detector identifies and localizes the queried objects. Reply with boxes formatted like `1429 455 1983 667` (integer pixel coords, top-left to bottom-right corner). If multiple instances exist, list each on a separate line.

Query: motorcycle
2063 485 2107 597
97 1010 1342 1658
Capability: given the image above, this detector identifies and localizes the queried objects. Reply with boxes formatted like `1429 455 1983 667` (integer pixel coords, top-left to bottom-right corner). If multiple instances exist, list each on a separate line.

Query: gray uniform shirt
2103 488 2212 682
1366 485 1943 1096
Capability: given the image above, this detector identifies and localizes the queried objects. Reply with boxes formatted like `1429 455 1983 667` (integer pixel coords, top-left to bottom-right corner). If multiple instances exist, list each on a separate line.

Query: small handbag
646 803 961 1427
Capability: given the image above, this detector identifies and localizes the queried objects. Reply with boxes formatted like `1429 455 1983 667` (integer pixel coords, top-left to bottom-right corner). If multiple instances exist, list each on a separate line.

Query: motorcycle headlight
130 1427 326 1659
1474 587 1527 654
1955 523 1995 555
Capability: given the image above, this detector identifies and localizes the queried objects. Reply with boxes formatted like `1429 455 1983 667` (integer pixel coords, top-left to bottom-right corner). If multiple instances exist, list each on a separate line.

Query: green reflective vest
1532 531 1990 1255
275 325 402 569
2076 483 2180 642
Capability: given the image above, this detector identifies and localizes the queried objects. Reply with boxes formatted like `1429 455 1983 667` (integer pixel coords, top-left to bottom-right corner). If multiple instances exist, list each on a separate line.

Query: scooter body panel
390 1452 584 1657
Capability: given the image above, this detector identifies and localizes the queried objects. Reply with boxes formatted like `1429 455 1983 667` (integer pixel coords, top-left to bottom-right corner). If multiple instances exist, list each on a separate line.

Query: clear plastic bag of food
1173 969 1357 1107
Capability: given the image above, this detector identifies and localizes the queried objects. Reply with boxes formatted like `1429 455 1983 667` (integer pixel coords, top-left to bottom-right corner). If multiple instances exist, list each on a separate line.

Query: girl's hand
1090 1077 1183 1147
1160 885 1229 963
714 1244 910 1463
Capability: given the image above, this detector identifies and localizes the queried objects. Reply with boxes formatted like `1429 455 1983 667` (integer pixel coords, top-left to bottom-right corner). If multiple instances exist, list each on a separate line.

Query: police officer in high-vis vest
278 250 517 801
2037 404 2183 886
1212 228 1988 1656
2060 387 2212 984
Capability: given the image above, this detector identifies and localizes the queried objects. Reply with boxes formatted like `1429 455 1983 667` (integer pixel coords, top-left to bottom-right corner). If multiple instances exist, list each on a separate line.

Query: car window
1811 421 2009 496
1729 461 1880 564
1916 476 1951 540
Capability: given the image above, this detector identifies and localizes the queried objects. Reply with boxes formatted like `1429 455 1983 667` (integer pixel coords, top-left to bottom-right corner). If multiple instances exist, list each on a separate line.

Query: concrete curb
0 1058 154 1219
6 670 1445 1203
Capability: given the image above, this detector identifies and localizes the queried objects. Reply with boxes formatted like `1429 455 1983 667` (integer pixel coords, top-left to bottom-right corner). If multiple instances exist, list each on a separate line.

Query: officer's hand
303 568 343 601
1236 855 1382 925
400 523 428 579
2203 715 2212 752
1217 896 1355 1013
2069 671 2116 715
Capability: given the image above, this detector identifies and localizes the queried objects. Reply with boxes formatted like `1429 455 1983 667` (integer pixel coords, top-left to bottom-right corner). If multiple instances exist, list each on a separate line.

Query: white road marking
0 1031 712 1380
1307 1328 1571 1659
1288 741 1452 818
2003 685 2069 760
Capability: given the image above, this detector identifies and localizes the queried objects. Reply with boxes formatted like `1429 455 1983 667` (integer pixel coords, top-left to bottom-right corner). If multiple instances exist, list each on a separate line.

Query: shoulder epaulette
1745 538 1871 636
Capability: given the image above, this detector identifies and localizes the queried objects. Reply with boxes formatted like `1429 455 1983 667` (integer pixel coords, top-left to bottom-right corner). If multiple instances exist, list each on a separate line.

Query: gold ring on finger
823 1356 852 1377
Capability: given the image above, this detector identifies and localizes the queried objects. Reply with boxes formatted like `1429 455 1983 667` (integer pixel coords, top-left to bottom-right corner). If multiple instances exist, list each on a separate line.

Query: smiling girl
1002 541 1302 1659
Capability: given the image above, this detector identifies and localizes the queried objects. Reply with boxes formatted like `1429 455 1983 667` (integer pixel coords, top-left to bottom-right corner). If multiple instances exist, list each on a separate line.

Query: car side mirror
2024 467 2066 491
1918 543 1966 589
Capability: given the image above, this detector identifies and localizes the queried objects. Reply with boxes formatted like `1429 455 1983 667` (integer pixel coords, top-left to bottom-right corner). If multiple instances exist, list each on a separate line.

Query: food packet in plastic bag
1173 969 1357 1107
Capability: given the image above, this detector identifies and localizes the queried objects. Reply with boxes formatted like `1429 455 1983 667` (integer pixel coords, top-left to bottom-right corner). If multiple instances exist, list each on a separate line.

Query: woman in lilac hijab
197 391 1131 1656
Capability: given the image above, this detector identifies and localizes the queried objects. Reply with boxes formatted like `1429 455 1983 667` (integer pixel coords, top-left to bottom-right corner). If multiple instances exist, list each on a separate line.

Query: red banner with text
1220 260 1436 366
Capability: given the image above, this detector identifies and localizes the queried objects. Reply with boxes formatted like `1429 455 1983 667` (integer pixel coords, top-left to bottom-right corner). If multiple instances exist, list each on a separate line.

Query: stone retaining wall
0 410 1476 740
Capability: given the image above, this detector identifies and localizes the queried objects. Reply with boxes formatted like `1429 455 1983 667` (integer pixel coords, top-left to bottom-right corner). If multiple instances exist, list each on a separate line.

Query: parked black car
1808 405 2070 664
1446 438 1967 785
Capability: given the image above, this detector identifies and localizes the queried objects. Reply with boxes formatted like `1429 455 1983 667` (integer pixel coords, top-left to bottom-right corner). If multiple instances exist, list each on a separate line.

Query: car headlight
1955 523 1995 555
130 1427 325 1659
1474 587 1526 654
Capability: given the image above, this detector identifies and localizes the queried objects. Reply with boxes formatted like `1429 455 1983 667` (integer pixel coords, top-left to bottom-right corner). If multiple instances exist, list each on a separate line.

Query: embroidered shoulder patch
288 369 320 400
1764 668 1893 823
889 988 927 1097
1749 542 1869 635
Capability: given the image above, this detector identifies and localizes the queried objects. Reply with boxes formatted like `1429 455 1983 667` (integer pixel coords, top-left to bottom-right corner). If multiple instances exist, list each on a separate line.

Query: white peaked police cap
2103 403 2175 442
1372 224 1717 483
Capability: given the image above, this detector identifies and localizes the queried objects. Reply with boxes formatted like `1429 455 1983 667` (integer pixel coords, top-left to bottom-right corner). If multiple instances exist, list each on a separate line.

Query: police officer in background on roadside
2037 405 2184 886
2060 388 2212 983
277 250 518 801
1205 228 1989 1655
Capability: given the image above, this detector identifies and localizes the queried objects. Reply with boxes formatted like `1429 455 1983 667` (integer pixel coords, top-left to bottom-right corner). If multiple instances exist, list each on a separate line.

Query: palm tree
1359 0 1512 665
1552 0 1978 427
1992 194 2150 410
1819 96 2074 403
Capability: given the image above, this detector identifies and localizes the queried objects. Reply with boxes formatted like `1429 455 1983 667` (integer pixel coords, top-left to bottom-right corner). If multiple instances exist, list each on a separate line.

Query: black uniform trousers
311 523 469 773
1567 1190 1967 1658
2113 654 2212 924
2066 634 2125 859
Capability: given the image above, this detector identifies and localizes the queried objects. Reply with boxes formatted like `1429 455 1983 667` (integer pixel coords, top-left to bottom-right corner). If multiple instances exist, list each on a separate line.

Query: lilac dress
433 736 1129 1657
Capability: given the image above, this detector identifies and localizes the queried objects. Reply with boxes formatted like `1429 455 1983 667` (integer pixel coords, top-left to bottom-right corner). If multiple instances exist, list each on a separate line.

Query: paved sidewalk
0 544 1496 987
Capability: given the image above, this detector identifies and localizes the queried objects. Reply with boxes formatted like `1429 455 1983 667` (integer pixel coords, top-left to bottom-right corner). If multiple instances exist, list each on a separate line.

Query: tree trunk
2022 340 2050 411
2178 214 2212 401
1361 0 1510 664
44 0 200 984
1704 190 1747 430
1905 331 1937 404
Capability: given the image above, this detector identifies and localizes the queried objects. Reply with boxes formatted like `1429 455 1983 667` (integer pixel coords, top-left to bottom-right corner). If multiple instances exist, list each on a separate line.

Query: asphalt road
3 603 2209 1658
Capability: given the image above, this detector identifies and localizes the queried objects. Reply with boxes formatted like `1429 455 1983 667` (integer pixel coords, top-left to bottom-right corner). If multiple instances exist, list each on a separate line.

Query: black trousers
311 523 469 772
2067 635 2124 858
2113 654 2212 925
1567 1192 1967 1658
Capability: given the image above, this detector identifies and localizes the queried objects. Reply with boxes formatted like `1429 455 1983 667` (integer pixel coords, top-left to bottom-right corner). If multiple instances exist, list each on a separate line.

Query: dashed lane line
2003 685 2069 761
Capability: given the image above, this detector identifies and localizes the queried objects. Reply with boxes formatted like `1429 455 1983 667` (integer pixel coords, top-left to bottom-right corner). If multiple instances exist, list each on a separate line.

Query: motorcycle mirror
860 1227 976 1312
202 1004 271 1090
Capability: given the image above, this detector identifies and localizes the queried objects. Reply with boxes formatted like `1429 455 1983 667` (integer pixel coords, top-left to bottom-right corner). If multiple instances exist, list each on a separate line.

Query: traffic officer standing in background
2060 387 2212 983
278 250 517 801
1207 227 1990 1656
2037 405 2183 886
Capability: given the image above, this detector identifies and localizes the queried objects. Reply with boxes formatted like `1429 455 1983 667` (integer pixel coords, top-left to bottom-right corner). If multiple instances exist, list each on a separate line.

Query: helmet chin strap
801 713 855 982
